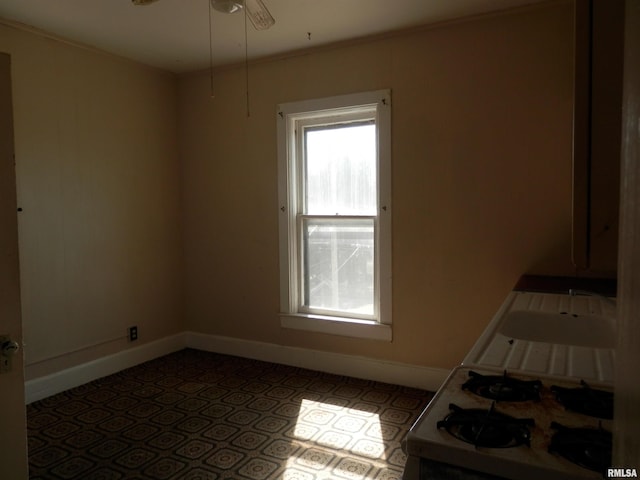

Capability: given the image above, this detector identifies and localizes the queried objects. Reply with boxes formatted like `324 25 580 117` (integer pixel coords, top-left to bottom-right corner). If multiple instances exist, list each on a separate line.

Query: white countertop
463 291 616 385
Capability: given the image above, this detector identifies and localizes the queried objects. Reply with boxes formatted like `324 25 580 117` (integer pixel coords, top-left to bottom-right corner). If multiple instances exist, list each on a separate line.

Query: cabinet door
589 0 624 274
572 0 624 276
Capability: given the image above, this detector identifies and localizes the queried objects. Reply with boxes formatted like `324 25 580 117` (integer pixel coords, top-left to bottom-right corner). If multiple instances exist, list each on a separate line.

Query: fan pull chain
208 0 215 98
244 2 250 117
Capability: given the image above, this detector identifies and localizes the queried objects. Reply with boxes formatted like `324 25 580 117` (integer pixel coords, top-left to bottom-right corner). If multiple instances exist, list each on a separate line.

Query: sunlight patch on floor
283 398 404 480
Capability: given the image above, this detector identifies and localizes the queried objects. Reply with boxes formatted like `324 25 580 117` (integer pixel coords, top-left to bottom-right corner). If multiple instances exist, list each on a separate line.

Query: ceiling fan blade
131 0 160 4
245 0 275 30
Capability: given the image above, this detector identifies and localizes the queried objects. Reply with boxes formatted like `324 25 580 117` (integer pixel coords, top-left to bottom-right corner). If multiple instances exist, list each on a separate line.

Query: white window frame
277 90 392 341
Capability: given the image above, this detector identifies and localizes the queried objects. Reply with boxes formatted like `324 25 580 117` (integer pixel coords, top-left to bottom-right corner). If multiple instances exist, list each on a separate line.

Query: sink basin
499 310 616 348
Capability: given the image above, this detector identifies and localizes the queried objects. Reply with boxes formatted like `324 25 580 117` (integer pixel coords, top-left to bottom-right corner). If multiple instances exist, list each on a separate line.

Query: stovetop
404 366 612 480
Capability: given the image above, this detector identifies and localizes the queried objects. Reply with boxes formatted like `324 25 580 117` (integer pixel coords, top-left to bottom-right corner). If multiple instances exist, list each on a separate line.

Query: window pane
305 123 376 215
303 219 374 316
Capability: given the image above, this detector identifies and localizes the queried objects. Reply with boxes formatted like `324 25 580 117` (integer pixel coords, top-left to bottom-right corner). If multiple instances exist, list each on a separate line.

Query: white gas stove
403 291 615 480
404 366 612 479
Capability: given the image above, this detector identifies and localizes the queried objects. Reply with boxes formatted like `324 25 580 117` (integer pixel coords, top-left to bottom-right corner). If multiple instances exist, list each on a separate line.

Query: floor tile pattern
27 349 433 479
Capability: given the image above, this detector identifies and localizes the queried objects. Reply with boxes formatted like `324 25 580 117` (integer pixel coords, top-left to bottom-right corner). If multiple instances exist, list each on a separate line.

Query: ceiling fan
131 0 275 30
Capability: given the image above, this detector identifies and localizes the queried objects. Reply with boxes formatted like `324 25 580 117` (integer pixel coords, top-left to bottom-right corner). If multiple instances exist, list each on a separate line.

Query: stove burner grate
549 421 612 474
462 370 542 402
551 380 614 419
437 402 535 448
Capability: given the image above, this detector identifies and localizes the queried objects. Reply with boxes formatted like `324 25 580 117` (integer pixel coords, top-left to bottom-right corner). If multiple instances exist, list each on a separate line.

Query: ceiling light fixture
210 0 275 30
131 0 274 31
210 0 243 15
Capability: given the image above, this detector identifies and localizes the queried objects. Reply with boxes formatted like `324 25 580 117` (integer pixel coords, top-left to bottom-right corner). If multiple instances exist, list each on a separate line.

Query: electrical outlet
128 326 138 342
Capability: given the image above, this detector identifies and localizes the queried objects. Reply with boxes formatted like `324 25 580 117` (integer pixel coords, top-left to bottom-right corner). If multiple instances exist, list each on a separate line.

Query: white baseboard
185 331 449 392
25 331 449 404
25 333 187 404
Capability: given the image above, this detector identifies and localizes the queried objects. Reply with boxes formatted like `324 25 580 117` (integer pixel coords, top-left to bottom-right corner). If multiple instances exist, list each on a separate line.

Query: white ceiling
0 0 547 73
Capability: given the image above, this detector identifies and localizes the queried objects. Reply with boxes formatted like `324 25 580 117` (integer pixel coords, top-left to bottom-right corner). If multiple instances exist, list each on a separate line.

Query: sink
499 310 616 348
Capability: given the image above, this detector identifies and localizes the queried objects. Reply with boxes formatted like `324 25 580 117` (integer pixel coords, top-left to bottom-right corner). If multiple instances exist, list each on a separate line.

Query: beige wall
0 24 183 379
0 0 576 379
180 2 575 369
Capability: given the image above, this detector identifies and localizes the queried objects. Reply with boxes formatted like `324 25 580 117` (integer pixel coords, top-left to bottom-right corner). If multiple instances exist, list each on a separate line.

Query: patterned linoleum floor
27 349 433 480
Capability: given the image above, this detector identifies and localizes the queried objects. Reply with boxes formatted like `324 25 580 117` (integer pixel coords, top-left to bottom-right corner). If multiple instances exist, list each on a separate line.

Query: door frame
0 51 28 479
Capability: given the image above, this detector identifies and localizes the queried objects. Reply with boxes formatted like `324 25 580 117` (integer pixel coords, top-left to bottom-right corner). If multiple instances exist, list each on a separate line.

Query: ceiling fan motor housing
211 0 244 14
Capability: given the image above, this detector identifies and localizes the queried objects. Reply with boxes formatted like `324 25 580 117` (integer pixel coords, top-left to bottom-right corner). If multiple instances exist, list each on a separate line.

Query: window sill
280 313 392 341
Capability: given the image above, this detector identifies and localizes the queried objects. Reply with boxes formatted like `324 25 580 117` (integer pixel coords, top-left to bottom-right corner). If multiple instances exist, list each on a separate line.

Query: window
277 90 391 341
